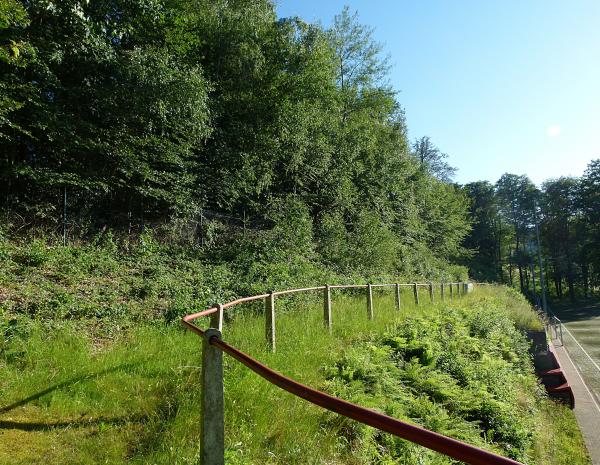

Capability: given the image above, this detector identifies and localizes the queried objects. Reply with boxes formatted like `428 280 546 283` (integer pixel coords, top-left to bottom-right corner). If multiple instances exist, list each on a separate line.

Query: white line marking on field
562 324 600 375
557 339 600 414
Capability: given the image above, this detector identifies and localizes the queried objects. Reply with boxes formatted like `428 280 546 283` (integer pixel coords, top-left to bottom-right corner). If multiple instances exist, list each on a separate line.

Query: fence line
182 281 521 465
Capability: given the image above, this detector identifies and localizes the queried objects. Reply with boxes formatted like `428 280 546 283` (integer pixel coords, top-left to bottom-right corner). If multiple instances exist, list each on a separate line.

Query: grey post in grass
429 282 434 303
367 283 374 320
201 328 224 465
211 304 224 332
413 283 419 305
441 283 445 301
395 283 401 311
324 284 332 332
449 283 454 299
265 291 276 352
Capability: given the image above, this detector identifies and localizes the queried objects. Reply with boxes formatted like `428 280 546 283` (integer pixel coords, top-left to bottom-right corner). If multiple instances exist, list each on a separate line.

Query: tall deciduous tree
495 173 538 292
411 136 457 183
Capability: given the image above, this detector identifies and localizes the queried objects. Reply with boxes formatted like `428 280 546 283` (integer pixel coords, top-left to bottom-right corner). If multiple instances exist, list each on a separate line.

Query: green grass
0 286 590 465
552 299 600 406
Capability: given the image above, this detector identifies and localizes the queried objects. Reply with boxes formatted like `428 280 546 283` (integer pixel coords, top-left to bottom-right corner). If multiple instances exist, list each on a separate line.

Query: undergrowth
0 235 588 464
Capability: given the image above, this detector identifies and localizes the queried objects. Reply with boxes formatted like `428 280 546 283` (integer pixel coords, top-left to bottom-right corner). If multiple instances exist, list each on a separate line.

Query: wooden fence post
367 284 374 320
395 283 401 311
201 328 224 465
210 304 224 332
324 285 332 332
265 291 276 352
440 283 445 301
413 283 419 305
429 282 434 303
449 283 454 299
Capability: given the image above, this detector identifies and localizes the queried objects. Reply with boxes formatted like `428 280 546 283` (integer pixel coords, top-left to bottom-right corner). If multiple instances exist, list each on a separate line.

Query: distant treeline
463 162 600 301
1 1 469 279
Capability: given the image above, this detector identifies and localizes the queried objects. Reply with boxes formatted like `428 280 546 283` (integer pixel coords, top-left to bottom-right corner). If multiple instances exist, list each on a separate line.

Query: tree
541 177 579 300
328 6 390 92
1 0 212 228
495 174 538 292
579 159 600 291
411 136 457 183
462 181 509 282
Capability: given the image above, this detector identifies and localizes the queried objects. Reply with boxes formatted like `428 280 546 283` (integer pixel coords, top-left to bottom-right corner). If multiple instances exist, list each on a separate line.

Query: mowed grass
553 300 600 402
0 286 588 465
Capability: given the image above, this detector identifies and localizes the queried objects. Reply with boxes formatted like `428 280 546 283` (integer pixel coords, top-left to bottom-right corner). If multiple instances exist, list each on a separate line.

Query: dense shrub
323 301 540 463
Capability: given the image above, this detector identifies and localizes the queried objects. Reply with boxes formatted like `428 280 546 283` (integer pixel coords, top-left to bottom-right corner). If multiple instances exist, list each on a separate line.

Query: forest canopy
2 1 598 292
0 0 471 281
462 161 600 300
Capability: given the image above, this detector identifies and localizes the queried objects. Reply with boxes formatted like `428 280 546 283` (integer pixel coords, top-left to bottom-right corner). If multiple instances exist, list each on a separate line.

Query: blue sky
275 1 600 186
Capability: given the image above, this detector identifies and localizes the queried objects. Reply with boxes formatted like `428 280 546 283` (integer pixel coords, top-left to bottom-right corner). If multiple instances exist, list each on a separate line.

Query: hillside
0 239 590 464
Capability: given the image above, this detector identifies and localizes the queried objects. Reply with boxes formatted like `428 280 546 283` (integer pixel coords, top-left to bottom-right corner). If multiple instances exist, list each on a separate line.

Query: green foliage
0 284 588 465
0 2 471 282
464 160 600 301
324 294 541 463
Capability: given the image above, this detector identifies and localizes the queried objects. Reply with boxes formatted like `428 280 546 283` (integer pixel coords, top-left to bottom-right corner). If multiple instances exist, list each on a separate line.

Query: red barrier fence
182 281 520 465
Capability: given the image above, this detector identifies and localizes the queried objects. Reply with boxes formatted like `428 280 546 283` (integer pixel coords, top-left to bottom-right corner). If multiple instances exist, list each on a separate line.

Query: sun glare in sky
546 124 562 138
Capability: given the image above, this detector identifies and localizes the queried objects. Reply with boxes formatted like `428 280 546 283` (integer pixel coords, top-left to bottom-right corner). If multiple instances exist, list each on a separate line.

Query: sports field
553 300 600 403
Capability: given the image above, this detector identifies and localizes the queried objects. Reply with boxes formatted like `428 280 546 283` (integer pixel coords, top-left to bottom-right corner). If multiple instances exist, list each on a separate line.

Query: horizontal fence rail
182 281 521 465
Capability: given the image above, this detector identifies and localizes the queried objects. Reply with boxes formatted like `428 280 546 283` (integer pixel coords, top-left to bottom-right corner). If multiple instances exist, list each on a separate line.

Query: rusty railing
182 281 522 465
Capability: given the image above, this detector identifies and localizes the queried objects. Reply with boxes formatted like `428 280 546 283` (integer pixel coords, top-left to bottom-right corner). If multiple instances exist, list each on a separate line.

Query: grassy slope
0 286 590 465
0 238 590 464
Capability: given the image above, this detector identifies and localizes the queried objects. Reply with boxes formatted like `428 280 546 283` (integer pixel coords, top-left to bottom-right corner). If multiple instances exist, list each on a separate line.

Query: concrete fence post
210 304 224 332
440 283 445 301
324 285 332 332
201 328 224 465
265 291 276 352
413 283 419 305
395 283 401 311
428 282 434 303
367 283 374 320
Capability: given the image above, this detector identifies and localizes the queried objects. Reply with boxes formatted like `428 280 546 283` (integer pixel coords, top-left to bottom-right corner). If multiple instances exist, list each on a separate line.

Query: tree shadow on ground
552 300 600 323
0 362 141 415
0 413 148 432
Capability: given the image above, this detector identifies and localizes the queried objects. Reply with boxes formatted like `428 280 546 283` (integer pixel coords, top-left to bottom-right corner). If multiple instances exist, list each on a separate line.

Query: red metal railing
183 282 522 465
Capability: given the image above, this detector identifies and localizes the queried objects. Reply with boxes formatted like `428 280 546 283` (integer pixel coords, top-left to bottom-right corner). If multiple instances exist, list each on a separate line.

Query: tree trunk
558 278 563 299
508 246 513 286
582 263 590 298
567 264 575 302
516 233 524 292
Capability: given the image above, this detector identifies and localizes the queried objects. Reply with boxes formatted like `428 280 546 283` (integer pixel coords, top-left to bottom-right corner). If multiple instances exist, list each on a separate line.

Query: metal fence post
211 304 224 332
201 328 224 465
559 322 563 346
429 282 434 303
367 283 374 320
265 291 276 352
395 283 401 311
440 283 445 301
413 283 419 305
324 285 332 332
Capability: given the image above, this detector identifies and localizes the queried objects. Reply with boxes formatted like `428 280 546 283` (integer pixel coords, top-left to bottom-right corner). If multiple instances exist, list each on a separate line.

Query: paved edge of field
552 338 600 465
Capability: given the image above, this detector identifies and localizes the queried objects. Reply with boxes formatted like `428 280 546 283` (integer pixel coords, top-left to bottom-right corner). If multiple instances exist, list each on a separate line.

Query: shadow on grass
552 300 600 323
0 362 142 415
0 413 148 431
